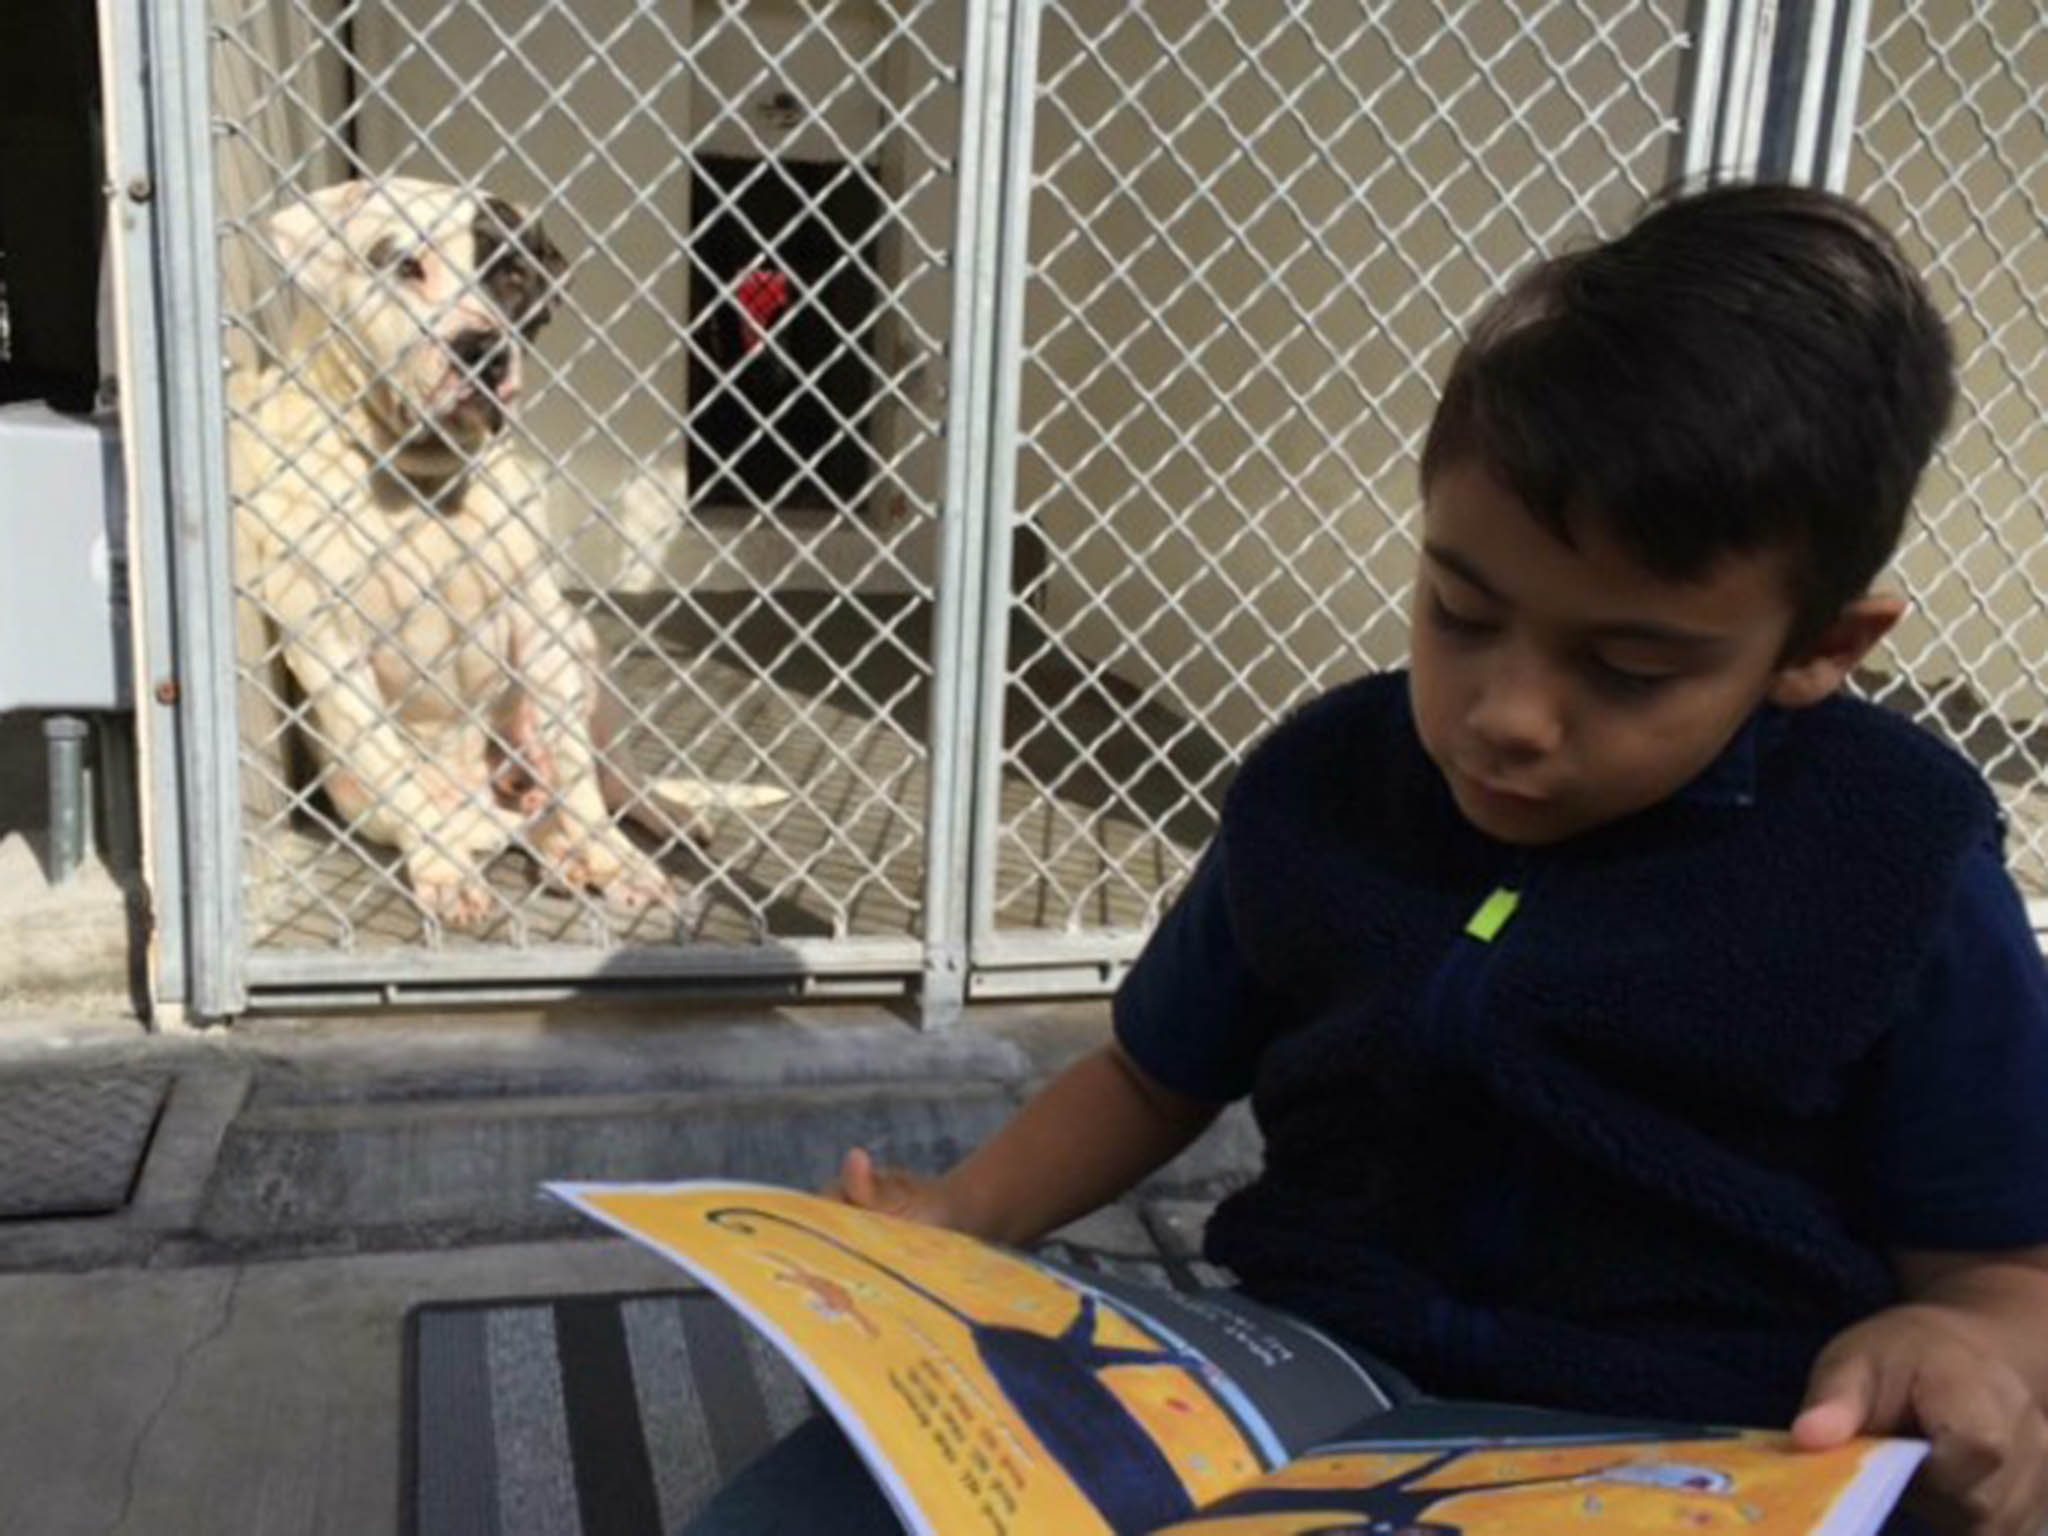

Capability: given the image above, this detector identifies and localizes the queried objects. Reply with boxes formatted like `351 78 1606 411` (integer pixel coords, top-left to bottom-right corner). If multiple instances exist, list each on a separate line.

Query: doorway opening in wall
687 155 884 515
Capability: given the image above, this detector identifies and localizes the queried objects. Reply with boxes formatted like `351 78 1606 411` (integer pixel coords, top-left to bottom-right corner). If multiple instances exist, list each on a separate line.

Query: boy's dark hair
1420 183 1956 654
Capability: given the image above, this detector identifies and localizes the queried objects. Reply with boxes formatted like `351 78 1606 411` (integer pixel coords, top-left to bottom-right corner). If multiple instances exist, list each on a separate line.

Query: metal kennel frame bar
102 0 250 1021
918 0 1021 1027
99 0 192 1012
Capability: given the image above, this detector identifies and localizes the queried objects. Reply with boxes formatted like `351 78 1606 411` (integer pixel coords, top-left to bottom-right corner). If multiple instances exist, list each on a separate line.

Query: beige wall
211 0 352 368
1847 1 2048 721
1016 0 1691 752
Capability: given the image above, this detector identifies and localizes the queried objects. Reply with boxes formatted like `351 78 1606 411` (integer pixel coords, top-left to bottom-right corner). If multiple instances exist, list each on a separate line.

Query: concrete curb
0 999 1262 1274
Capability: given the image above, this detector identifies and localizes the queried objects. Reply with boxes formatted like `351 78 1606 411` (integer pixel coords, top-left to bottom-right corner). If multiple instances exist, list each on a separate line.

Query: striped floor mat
402 1247 1202 1536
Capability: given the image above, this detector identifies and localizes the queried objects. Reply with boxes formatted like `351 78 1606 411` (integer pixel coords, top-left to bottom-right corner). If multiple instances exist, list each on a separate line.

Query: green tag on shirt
1465 887 1521 942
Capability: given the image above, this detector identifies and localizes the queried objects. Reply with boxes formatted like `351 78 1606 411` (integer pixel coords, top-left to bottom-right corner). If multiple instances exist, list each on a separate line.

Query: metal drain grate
0 1068 167 1219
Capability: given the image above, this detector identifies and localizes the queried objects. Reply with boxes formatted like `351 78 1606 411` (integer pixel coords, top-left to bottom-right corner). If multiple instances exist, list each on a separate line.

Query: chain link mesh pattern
1843 1 2048 899
995 1 1691 934
211 0 964 956
196 0 2041 991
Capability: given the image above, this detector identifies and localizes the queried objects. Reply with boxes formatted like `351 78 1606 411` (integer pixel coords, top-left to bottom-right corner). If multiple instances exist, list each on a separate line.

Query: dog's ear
265 180 378 286
474 195 569 339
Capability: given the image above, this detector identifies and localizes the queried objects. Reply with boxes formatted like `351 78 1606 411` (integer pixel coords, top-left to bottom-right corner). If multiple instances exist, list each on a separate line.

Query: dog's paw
405 851 496 930
601 859 681 919
535 828 680 917
489 765 556 823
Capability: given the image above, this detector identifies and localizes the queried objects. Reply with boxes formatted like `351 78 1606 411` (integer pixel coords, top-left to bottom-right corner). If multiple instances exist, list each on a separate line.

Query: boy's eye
1586 655 1676 698
1427 590 1498 638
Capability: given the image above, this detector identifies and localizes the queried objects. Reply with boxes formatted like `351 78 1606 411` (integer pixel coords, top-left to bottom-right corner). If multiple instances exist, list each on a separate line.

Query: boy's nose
1468 660 1564 760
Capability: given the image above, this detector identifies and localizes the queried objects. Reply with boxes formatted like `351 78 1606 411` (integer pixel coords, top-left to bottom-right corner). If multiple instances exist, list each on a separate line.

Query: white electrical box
0 402 130 712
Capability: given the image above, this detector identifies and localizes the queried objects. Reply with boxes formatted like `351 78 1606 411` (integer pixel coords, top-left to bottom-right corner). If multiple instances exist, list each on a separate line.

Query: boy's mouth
1460 767 1553 807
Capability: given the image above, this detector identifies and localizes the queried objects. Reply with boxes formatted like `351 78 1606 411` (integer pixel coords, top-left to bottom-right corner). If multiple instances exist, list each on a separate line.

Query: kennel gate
102 0 2046 1023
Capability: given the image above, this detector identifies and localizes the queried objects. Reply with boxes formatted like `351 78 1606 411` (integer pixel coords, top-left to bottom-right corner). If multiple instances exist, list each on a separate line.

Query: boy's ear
1768 596 1906 708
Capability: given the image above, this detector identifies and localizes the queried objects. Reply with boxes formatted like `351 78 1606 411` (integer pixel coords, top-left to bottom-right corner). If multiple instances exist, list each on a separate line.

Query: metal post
146 0 248 1019
1755 0 1820 178
1717 0 1780 179
96 0 191 1019
919 0 1018 1029
43 715 90 885
1817 0 1875 190
1674 0 1781 185
1751 0 1872 187
958 0 1047 1007
1781 0 1838 180
1675 0 1736 185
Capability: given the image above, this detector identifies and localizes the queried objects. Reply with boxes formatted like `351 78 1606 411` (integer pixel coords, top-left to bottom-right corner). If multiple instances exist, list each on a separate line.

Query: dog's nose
451 328 512 393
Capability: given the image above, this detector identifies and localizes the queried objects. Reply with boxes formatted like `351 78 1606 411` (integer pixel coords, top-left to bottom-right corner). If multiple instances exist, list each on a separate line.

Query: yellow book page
1150 1432 1920 1535
565 1182 1271 1536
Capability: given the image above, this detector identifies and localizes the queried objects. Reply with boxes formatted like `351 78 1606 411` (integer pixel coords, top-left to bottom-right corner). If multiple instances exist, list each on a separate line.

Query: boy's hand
823 1147 959 1230
1793 1303 2048 1533
817 1046 1222 1249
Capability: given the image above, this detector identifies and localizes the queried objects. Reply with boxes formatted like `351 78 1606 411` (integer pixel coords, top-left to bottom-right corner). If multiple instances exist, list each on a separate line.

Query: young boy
692 184 2048 1534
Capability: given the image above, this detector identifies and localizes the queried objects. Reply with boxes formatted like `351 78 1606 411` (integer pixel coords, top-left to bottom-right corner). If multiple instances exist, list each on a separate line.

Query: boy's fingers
1794 1355 1878 1449
1914 1365 2017 1502
2008 1409 2048 1533
1791 1399 1865 1451
837 1147 877 1206
826 1147 943 1225
838 1148 923 1216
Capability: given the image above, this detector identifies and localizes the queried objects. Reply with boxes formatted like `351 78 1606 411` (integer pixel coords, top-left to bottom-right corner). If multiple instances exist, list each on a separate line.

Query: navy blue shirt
1117 715 2048 1254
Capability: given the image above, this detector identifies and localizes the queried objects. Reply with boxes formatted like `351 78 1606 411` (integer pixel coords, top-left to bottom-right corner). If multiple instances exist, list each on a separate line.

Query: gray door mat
401 1244 1202 1536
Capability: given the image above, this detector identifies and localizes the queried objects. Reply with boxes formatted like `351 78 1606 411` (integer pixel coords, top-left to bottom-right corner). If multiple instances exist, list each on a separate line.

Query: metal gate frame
951 0 1785 1005
104 0 2041 1024
109 0 1035 1022
957 0 1132 1004
955 0 2048 992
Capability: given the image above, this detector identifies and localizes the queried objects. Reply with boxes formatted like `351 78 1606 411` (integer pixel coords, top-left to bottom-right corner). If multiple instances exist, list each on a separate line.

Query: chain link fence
989 1 1696 941
142 0 2042 1009
1841 0 2047 901
212 0 969 972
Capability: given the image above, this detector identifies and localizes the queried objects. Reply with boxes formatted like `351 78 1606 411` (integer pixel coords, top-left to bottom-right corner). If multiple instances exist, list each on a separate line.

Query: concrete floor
0 999 1255 1536
7 667 2040 1536
0 702 1255 1535
0 1236 683 1535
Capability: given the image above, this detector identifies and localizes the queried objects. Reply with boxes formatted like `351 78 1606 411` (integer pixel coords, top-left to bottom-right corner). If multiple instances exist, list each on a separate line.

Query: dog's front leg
509 585 680 921
277 615 516 930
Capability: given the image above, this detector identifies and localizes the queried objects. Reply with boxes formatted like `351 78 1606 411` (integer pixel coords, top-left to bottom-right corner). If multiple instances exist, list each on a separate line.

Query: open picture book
551 1180 1924 1536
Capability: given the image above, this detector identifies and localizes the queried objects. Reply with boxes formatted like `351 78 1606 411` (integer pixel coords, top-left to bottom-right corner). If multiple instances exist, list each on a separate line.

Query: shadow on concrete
602 588 1235 855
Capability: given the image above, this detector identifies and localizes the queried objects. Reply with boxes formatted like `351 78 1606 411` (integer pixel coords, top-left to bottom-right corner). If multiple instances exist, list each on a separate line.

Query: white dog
232 177 782 929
